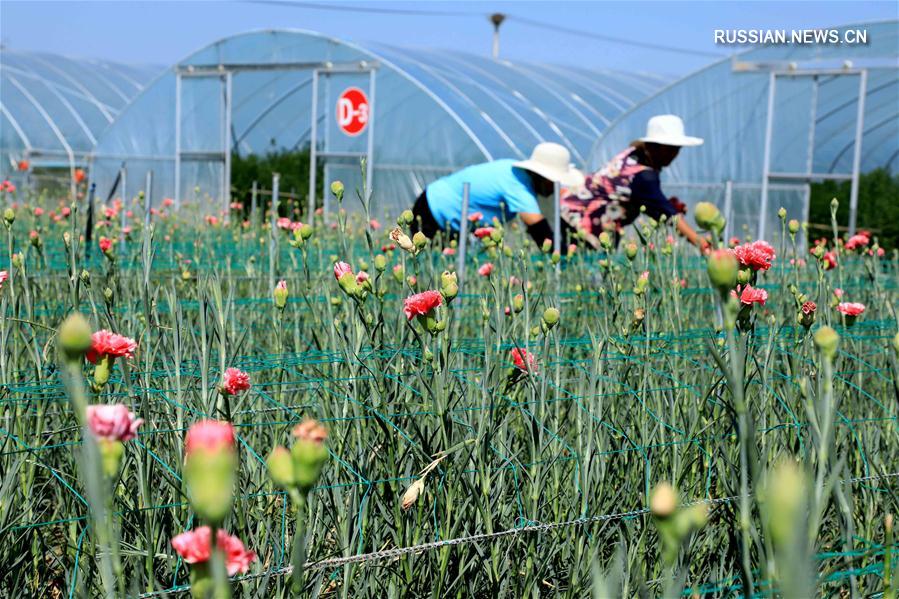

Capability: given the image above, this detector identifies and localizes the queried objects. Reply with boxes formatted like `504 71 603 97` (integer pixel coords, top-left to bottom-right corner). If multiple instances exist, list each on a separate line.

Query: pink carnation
478 263 494 277
403 290 443 320
333 261 353 280
822 251 837 270
185 420 235 455
276 217 291 230
732 284 768 306
836 302 865 316
98 237 113 253
468 211 483 223
221 368 251 396
355 271 370 284
473 227 494 239
33 207 44 217
86 330 137 364
442 247 456 256
844 233 869 250
732 240 775 271
86 404 143 442
171 527 256 576
511 347 538 374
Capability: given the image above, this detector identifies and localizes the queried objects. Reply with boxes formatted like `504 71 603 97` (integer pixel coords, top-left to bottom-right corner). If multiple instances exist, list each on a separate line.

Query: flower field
1 182 898 598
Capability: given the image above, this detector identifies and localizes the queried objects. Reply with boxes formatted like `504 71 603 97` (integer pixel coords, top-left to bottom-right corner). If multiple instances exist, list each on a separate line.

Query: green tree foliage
809 168 898 249
230 148 323 219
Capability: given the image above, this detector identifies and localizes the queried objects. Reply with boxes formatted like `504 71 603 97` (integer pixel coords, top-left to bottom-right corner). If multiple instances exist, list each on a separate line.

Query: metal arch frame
517 64 615 124
422 52 546 151
758 67 868 239
34 75 98 146
233 76 315 149
0 102 33 151
48 54 132 105
386 52 523 158
1 64 119 122
16 53 119 121
5 74 77 199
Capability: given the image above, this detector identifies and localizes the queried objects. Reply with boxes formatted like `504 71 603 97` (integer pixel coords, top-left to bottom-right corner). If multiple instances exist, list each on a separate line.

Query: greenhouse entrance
173 59 376 218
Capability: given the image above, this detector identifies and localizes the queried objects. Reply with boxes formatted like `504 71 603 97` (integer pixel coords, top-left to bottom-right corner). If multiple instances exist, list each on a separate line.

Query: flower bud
650 482 677 518
777 207 787 220
402 478 425 511
300 223 314 239
813 326 839 360
541 239 552 253
291 437 328 493
788 219 800 234
3 208 15 226
330 180 344 198
598 231 613 249
12 252 23 268
412 231 428 249
59 312 93 362
737 268 751 285
390 227 415 253
185 447 237 524
489 228 504 243
400 210 414 225
267 446 295 488
374 254 387 271
706 249 738 292
337 272 359 296
763 459 806 549
542 307 560 329
273 280 288 309
512 294 524 313
80 269 91 285
625 242 638 260
694 202 724 233
440 271 458 302
103 287 114 305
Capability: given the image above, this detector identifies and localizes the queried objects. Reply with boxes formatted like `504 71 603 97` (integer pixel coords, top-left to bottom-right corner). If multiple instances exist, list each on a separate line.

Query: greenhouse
0 48 159 189
588 20 899 240
88 29 670 216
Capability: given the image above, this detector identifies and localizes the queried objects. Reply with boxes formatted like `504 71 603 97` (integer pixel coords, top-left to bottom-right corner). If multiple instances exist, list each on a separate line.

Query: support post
251 180 258 225
848 69 867 236
758 71 776 241
457 182 470 287
270 173 280 291
223 71 233 216
308 71 318 221
174 73 182 209
365 68 376 199
723 180 733 242
553 180 561 252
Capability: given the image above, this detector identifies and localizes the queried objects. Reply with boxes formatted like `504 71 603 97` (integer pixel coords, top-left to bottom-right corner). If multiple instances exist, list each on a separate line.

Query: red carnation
403 290 443 320
732 240 775 271
85 330 137 364
473 227 494 239
220 367 251 396
511 347 538 374
732 284 768 306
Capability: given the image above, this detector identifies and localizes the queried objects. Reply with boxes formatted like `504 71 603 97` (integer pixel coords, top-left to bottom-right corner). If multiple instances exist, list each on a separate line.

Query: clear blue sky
1 1 896 75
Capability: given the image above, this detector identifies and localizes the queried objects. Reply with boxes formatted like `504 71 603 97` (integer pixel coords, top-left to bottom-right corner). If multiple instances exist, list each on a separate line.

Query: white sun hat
514 142 584 188
639 114 704 147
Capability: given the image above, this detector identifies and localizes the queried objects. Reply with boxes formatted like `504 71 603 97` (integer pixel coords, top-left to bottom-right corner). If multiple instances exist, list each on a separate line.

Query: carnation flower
403 290 443 320
185 420 235 456
822 251 837 270
732 240 775 271
333 261 353 280
221 367 251 396
844 233 869 250
473 227 494 239
478 263 494 277
86 404 143 442
511 347 538 374
732 284 768 306
34 207 44 217
0 270 7 291
442 247 456 256
171 527 256 576
467 211 483 223
801 301 817 315
836 302 865 316
292 418 328 444
98 237 113 253
355 271 370 284
85 330 137 364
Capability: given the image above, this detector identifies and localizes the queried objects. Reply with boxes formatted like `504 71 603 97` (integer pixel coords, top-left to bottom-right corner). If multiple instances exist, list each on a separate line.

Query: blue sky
1 1 896 75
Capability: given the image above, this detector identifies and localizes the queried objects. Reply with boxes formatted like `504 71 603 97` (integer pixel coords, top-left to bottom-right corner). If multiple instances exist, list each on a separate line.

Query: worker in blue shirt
409 142 583 249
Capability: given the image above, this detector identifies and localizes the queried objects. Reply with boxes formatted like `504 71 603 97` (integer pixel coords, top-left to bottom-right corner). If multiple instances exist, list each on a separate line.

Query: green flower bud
185 447 237 524
337 272 359 296
787 219 800 234
440 271 458 302
813 326 839 360
551 251 561 265
80 269 91 285
300 223 314 239
412 231 428 249
598 231 613 249
374 254 387 271
273 281 288 309
777 207 787 220
330 180 344 198
3 207 15 226
103 287 114 305
400 210 414 225
11 252 23 268
291 439 328 493
707 249 738 292
58 312 93 362
763 459 806 549
737 268 751 285
267 446 295 489
512 294 524 313
542 307 560 329
625 242 638 260
694 202 724 233
489 228 503 243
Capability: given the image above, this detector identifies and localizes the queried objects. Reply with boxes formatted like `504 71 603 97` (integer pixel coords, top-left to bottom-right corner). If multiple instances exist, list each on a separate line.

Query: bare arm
676 217 710 251
518 212 544 226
